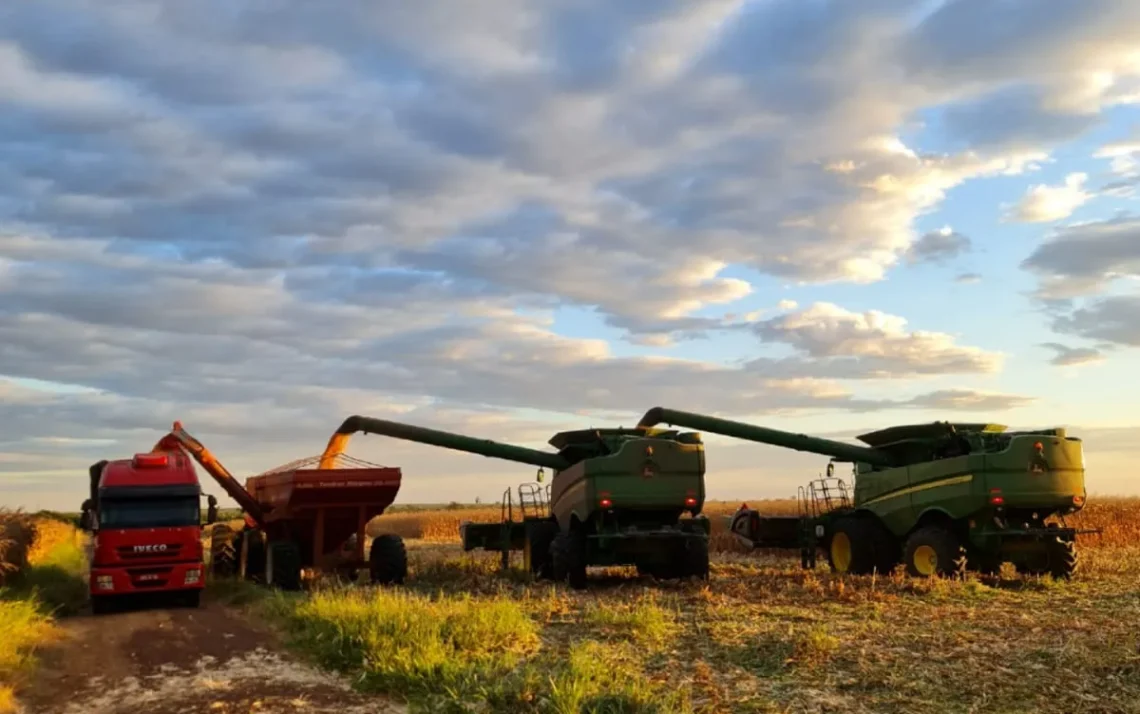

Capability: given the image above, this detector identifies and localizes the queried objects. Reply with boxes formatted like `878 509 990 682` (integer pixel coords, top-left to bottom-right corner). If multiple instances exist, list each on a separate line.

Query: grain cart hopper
151 421 407 590
637 407 1097 579
321 415 710 589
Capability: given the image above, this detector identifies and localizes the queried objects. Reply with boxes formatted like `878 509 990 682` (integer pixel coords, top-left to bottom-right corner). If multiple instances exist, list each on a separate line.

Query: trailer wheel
369 534 408 585
266 540 302 591
524 521 558 580
827 517 879 575
239 529 266 582
551 530 587 590
903 526 966 578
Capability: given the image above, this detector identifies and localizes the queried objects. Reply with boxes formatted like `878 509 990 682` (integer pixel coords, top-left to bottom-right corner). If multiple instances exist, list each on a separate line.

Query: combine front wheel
682 537 710 580
524 521 558 580
903 526 965 578
369 533 408 585
551 530 587 590
827 517 879 575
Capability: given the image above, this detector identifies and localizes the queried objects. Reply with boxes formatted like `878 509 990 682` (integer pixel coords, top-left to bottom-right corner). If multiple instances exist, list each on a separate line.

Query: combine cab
638 407 1100 579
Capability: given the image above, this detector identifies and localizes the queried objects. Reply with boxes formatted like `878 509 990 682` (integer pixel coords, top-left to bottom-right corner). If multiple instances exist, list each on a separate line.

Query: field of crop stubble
236 497 1140 713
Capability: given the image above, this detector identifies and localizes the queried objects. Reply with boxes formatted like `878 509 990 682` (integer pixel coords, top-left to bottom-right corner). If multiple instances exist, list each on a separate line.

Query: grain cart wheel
265 540 303 591
369 533 408 585
903 526 966 578
524 521 558 580
827 517 879 574
551 530 587 590
239 529 266 582
682 537 710 580
209 524 239 577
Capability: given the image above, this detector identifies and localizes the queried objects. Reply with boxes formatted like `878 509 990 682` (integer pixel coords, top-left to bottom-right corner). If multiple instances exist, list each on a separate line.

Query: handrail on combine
152 421 267 527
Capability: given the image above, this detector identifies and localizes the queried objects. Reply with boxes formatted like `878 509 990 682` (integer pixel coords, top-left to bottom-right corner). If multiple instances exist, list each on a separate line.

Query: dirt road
18 597 403 714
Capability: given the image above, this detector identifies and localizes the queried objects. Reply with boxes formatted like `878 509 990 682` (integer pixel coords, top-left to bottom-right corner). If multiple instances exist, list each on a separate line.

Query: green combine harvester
327 415 711 589
637 407 1096 579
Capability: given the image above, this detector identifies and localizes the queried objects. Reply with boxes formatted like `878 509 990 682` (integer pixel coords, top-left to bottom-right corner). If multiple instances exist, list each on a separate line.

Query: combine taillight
685 497 697 507
599 498 613 508
989 487 1004 506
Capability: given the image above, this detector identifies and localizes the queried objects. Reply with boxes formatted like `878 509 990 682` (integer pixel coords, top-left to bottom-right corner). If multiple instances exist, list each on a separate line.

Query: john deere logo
642 461 657 479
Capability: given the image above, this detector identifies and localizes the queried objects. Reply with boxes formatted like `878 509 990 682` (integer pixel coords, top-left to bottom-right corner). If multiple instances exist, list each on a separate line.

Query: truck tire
239 529 266 582
524 521 558 580
369 534 408 585
827 517 880 575
265 540 302 591
903 526 966 577
550 530 587 590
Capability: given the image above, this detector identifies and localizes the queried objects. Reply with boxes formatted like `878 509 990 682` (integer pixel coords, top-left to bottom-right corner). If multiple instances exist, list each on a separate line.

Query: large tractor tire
369 533 408 585
550 529 587 590
208 524 239 578
827 516 891 575
903 526 966 577
523 520 558 580
239 529 266 582
1021 531 1079 579
681 537 710 581
265 540 303 591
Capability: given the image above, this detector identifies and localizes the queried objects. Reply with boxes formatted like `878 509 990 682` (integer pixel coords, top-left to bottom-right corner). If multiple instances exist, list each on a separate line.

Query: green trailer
324 416 711 589
638 407 1099 579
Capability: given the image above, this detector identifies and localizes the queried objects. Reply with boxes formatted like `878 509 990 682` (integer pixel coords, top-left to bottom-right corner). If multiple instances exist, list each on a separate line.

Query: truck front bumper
90 562 205 596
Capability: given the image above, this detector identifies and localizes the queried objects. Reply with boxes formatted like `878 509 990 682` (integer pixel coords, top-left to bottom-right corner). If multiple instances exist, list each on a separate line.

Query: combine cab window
99 497 200 529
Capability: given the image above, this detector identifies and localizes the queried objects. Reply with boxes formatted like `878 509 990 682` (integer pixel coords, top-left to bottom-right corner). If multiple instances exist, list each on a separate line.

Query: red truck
83 449 216 613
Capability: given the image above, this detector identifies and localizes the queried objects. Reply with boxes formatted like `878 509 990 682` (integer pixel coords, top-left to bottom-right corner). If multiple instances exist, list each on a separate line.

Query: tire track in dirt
18 597 403 714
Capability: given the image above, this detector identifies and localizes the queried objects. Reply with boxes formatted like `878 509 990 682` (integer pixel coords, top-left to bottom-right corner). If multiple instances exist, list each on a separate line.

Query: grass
0 515 86 712
227 496 1140 714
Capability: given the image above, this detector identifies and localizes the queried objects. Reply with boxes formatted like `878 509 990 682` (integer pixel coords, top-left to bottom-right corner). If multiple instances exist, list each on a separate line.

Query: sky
2 0 1140 511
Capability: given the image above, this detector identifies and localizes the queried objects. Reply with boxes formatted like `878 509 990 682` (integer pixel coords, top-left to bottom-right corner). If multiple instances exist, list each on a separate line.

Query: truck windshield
99 497 200 529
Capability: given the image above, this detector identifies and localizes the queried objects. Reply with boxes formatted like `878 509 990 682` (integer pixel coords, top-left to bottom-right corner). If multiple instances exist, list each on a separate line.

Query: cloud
906 226 972 264
1049 296 1140 347
749 302 1003 376
1006 172 1093 223
955 272 982 284
1020 213 1140 298
902 389 1036 412
1041 342 1106 367
3 0 1139 507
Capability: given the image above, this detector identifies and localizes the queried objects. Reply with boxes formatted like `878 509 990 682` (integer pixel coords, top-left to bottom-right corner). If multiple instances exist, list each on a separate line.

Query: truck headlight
184 569 201 585
96 575 114 591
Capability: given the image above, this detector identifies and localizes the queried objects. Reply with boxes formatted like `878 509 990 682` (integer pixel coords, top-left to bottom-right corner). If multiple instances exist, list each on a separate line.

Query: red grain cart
151 422 408 590
234 454 408 589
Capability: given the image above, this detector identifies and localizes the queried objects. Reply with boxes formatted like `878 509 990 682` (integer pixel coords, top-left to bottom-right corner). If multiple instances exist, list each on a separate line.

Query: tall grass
0 510 35 588
0 516 85 712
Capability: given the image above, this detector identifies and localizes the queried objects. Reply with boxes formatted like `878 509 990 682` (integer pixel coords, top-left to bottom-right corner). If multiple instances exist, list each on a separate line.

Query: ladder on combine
796 468 852 568
495 481 551 569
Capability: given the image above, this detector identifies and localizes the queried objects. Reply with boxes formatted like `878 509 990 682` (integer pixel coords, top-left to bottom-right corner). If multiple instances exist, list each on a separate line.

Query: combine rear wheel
551 530 587 590
265 540 302 591
903 526 966 577
524 521 558 580
1022 531 1078 579
681 537 710 580
369 533 408 585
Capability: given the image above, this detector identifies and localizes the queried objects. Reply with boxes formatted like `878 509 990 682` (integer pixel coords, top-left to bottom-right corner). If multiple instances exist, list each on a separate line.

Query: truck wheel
682 537 710 580
90 595 112 616
369 534 408 585
239 529 266 582
524 521 558 580
827 517 879 575
903 526 965 577
265 540 302 591
550 530 587 590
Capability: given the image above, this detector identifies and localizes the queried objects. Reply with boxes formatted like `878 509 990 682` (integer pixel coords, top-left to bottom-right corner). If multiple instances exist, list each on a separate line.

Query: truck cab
84 450 213 613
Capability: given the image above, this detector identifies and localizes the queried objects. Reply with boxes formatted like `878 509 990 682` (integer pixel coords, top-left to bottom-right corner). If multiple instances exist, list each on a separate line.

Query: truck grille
116 544 182 560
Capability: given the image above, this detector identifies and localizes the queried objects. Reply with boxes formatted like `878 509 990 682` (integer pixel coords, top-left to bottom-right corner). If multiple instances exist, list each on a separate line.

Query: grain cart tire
903 526 966 578
239 529 267 582
369 533 408 585
265 540 303 591
209 524 239 577
551 530 587 590
524 521 558 580
682 537 710 580
827 517 879 575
